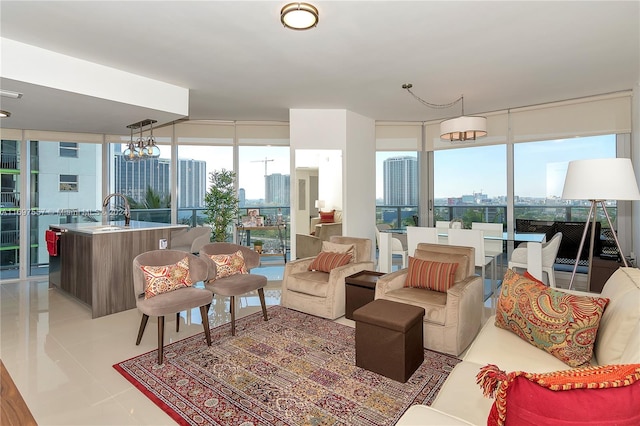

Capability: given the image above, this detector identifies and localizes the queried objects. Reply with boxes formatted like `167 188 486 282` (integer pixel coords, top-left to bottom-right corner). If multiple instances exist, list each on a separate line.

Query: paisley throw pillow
495 269 609 367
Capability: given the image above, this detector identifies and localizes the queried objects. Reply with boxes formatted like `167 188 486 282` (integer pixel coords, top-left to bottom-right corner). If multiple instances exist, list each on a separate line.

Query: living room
1 2 639 425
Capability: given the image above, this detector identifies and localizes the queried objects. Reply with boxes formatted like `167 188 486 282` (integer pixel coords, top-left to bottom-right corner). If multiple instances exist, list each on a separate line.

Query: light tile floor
0 278 283 425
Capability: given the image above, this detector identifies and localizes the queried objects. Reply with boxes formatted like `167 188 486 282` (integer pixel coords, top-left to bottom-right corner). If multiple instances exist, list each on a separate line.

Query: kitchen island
50 221 187 318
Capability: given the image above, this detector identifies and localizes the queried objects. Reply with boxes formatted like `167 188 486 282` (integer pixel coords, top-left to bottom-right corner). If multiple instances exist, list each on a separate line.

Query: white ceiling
1 1 638 135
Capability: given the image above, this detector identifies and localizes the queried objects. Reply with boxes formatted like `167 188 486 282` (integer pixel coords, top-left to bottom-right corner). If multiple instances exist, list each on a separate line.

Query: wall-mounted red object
45 230 59 256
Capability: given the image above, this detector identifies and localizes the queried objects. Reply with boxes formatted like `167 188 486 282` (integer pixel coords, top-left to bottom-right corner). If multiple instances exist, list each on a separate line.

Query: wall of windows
1 91 635 280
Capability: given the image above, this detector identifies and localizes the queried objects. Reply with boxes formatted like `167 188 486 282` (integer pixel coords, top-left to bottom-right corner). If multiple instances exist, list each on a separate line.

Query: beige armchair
170 226 211 254
295 221 343 259
375 243 483 356
282 236 374 319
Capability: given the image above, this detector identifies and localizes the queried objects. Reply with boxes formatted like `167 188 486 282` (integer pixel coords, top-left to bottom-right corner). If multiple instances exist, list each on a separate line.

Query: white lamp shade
562 158 640 201
315 199 325 209
440 116 487 141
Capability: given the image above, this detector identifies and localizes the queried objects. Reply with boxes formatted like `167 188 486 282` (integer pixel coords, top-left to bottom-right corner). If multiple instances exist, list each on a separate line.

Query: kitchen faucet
102 193 131 226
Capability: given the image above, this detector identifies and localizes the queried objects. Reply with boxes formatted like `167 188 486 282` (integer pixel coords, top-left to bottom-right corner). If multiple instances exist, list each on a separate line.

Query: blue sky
377 135 616 199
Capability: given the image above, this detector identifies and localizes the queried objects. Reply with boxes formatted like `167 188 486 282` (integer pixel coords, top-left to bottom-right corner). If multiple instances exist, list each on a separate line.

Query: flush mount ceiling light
0 110 11 118
402 83 487 142
281 2 319 30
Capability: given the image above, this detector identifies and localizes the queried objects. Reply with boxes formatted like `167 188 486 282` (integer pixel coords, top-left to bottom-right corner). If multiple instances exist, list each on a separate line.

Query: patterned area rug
114 306 460 425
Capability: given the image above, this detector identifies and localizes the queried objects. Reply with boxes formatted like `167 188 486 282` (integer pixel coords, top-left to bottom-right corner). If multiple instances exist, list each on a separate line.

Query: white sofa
397 267 640 425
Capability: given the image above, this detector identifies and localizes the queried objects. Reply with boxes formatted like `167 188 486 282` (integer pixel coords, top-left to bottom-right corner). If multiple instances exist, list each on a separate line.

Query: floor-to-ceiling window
433 144 507 228
0 139 20 279
375 123 421 229
376 152 418 228
109 136 172 224
31 139 103 276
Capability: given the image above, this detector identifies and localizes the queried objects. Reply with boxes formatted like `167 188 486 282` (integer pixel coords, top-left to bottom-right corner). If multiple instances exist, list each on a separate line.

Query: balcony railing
376 204 618 231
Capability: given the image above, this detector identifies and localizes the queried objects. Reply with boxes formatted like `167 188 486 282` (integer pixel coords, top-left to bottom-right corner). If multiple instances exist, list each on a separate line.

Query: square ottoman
353 299 425 382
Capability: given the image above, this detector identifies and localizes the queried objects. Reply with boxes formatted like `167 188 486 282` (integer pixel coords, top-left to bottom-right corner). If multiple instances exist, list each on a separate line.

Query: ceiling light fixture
280 2 319 30
123 119 160 162
0 110 11 118
0 90 23 99
402 83 487 142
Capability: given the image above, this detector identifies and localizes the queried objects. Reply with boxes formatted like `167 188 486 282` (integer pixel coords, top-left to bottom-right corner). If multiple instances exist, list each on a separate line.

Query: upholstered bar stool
353 299 425 383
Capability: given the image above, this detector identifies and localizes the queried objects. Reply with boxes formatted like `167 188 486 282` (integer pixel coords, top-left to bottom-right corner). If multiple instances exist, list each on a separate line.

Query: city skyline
153 134 615 204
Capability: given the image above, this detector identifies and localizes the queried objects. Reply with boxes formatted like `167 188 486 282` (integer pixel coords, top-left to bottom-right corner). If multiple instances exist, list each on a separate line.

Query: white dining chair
447 228 496 299
435 221 451 245
472 222 504 274
375 225 408 268
406 226 438 257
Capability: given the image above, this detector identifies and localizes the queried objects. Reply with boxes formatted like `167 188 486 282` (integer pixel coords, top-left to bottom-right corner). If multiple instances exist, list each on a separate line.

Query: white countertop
53 221 187 235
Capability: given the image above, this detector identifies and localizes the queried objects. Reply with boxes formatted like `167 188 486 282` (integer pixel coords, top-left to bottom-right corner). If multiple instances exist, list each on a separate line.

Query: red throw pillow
319 210 335 223
477 363 640 426
308 251 352 272
404 257 458 293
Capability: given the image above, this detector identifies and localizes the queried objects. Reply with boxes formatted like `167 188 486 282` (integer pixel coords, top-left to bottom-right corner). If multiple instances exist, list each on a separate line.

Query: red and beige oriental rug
113 306 460 425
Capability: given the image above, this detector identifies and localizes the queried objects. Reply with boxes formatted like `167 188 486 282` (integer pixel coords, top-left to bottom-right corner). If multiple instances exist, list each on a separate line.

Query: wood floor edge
1 359 38 426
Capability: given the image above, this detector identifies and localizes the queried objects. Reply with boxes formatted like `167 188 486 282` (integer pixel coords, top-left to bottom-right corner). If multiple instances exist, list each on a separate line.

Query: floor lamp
561 158 640 290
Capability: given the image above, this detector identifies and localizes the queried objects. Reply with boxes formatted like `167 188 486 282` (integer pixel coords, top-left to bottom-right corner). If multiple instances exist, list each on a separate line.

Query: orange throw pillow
404 257 458 293
207 250 248 281
140 256 194 299
308 251 352 272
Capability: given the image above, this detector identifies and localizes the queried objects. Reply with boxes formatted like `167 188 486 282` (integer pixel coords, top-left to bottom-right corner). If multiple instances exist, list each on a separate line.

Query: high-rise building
114 155 206 207
178 159 207 208
383 156 417 206
265 173 290 205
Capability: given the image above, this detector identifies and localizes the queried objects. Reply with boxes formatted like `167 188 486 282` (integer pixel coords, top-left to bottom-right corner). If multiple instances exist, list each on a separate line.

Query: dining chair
471 222 504 274
375 225 408 268
509 232 563 288
406 226 438 257
447 228 496 298
435 221 451 245
132 250 213 364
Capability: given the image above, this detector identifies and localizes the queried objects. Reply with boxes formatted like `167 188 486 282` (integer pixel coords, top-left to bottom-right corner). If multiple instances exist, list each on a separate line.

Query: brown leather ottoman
353 299 425 383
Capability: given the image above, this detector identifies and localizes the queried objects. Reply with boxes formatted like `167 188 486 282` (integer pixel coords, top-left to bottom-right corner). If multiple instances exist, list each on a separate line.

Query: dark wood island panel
60 228 173 318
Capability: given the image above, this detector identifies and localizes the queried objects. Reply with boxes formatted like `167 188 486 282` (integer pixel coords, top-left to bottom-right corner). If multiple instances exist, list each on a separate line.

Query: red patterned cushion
319 210 335 223
207 250 248 281
308 251 352 272
404 257 458 293
140 256 193 299
495 269 609 367
477 363 640 426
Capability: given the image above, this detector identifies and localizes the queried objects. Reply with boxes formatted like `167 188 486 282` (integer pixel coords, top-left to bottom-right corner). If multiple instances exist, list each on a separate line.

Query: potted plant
204 169 239 242
253 240 263 253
